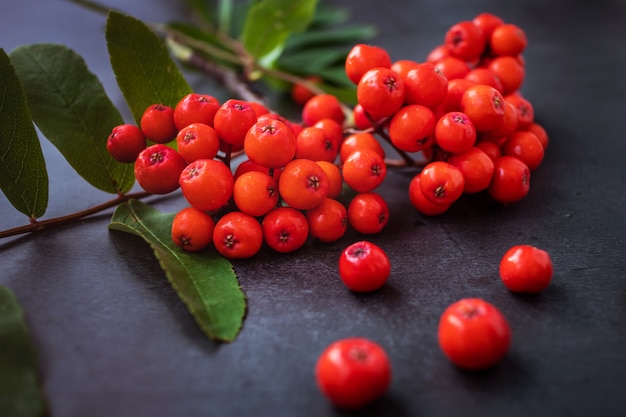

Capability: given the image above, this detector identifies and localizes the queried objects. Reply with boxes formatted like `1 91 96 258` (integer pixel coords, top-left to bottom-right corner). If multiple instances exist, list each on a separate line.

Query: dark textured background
2 1 626 416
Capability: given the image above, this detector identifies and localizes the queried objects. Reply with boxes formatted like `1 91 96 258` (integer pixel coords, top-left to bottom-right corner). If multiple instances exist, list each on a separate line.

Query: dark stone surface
1 1 626 416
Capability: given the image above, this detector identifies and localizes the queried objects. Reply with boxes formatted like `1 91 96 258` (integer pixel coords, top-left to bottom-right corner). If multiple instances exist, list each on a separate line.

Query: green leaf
0 49 48 219
106 11 193 125
9 44 134 195
279 47 348 74
241 0 319 59
0 286 47 417
284 25 377 51
109 200 246 342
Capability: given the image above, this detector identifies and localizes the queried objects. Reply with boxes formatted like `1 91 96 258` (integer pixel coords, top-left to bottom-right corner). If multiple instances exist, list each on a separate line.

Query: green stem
0 191 152 239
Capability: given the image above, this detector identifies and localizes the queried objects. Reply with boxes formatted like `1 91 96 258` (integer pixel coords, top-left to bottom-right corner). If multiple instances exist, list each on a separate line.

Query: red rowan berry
408 175 451 216
445 21 485 62
347 192 389 235
342 150 387 193
171 207 215 252
302 94 346 127
106 124 146 163
278 159 330 210
175 122 220 164
179 159 234 212
434 111 477 154
233 171 279 217
490 23 527 57
460 84 506 131
306 198 348 243
447 147 495 193
140 104 177 144
501 131 544 171
388 104 436 153
173 93 220 130
213 211 263 259
488 155 530 204
357 68 405 121
262 207 309 253
340 132 385 163
316 161 343 199
419 161 465 206
345 44 392 85
134 144 186 194
244 118 297 169
213 99 257 148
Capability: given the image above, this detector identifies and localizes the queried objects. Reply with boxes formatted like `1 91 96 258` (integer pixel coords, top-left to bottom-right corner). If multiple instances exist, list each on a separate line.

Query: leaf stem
0 191 152 239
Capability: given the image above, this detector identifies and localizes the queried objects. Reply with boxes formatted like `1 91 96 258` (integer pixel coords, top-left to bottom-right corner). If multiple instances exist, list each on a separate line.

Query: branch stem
0 191 152 239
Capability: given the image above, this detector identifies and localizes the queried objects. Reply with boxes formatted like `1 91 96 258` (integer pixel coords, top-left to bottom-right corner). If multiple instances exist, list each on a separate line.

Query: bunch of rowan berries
105 12 548 264
340 12 548 217
106 84 391 259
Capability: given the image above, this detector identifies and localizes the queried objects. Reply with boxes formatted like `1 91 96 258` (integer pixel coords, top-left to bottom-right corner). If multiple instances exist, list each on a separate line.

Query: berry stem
0 191 153 239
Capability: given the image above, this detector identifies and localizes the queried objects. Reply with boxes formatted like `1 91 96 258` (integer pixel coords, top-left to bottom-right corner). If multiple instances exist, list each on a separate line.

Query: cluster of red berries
337 12 548 216
105 86 392 259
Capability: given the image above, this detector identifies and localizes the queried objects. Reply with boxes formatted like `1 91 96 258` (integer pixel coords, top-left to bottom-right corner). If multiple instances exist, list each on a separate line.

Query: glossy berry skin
490 23 527 57
171 207 215 252
302 94 346 127
499 245 554 293
505 94 534 130
179 159 234 212
339 241 391 292
444 21 485 62
447 147 495 194
213 99 257 148
244 119 297 169
464 68 503 93
315 337 391 409
262 207 309 253
173 93 220 130
306 198 348 243
140 104 178 144
402 62 448 109
501 131 544 171
342 150 387 193
408 175 451 216
527 122 549 149
472 13 504 41
419 161 465 206
134 144 186 194
175 122 220 164
460 85 506 132
357 67 405 121
438 298 511 370
340 133 385 163
295 126 337 162
488 56 525 95
348 192 389 235
434 56 471 81
106 124 146 163
278 159 329 210
345 44 392 84
434 111 476 154
233 171 279 217
212 211 263 259
388 104 436 153
488 156 531 204
316 161 343 199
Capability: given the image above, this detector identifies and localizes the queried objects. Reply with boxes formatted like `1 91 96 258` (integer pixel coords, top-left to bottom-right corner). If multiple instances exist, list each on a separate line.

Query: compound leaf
106 11 193 124
0 286 47 417
9 44 134 194
109 200 246 342
241 0 319 60
0 49 48 219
